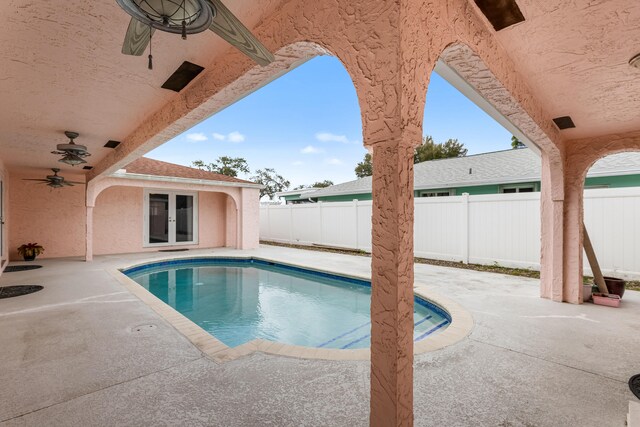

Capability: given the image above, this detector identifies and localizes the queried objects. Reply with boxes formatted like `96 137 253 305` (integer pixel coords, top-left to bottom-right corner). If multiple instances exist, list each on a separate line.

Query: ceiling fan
23 169 85 189
51 131 91 166
117 0 275 69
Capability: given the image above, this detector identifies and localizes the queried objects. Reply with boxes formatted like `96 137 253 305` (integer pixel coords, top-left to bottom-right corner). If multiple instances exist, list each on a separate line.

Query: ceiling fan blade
65 181 85 185
206 0 275 66
62 181 75 187
122 17 154 56
22 178 50 182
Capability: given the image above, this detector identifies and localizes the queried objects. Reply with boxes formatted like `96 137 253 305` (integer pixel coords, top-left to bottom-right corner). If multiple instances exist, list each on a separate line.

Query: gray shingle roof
308 148 640 198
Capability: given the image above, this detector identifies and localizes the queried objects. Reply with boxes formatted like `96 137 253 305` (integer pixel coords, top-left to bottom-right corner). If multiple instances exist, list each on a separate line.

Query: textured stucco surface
0 0 286 174
8 171 86 260
0 159 8 273
86 177 258 259
560 130 640 303
2 0 640 424
92 187 228 256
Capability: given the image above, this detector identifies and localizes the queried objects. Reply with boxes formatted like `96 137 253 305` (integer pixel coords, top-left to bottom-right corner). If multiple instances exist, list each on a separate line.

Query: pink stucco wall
239 188 260 249
0 159 9 272
93 186 231 256
9 170 86 260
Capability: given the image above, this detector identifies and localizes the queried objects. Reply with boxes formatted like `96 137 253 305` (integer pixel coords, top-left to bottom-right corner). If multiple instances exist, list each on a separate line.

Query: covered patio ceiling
0 0 284 174
0 0 638 176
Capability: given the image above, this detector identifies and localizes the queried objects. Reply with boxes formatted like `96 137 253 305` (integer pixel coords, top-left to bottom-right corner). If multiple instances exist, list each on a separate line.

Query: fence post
318 202 323 245
461 193 469 264
353 199 359 249
289 204 294 243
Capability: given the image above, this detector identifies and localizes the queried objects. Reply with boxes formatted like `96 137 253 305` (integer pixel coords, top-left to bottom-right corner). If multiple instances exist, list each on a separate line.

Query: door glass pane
149 193 169 243
175 195 194 242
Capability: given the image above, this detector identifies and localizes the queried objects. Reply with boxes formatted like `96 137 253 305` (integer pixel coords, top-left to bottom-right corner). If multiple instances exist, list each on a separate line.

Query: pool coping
109 255 474 363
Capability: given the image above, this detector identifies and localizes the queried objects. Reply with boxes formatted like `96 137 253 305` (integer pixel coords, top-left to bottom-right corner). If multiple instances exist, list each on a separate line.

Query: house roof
120 157 256 185
308 148 640 198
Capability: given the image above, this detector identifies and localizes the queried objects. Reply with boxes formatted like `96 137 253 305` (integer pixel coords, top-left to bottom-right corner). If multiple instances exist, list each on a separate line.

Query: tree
252 168 291 199
293 180 334 190
192 156 249 177
414 136 467 163
511 136 526 149
354 136 467 178
355 153 373 178
310 180 334 188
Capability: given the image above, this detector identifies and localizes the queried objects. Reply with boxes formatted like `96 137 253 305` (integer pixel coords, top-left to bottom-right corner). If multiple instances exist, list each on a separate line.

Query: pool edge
109 255 473 362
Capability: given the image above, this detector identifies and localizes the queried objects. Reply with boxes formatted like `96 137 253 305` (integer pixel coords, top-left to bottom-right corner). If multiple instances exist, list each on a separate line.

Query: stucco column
539 151 565 301
85 205 93 262
238 188 260 250
368 133 419 426
562 164 587 304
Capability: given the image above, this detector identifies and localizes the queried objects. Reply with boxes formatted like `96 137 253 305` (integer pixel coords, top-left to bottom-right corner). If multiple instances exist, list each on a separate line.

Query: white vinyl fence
260 187 640 279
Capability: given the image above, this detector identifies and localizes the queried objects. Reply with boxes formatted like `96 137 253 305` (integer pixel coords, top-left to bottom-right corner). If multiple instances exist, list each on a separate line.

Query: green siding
450 184 501 195
312 174 640 202
317 193 372 202
585 174 640 188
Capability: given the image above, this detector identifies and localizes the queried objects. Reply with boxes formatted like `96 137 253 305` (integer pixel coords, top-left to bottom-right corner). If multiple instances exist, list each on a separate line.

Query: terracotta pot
604 276 625 299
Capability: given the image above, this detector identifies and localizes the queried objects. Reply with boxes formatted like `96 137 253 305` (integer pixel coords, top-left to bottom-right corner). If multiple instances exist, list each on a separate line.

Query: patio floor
0 245 638 426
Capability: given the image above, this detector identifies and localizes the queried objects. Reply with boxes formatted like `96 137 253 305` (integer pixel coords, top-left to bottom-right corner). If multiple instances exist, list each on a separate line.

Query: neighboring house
278 149 640 203
9 157 263 260
277 187 325 204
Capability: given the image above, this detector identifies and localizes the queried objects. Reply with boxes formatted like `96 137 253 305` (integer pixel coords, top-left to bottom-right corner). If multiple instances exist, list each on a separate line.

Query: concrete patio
0 245 637 426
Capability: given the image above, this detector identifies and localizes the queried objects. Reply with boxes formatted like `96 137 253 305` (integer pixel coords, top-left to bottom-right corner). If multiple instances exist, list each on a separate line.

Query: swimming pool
123 258 451 349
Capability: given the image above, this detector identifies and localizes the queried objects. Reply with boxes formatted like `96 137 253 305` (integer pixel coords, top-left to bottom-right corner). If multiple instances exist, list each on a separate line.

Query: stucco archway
86 177 246 260
561 131 640 302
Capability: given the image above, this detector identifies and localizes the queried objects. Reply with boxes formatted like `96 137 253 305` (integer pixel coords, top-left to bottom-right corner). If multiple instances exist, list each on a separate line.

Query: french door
144 190 198 246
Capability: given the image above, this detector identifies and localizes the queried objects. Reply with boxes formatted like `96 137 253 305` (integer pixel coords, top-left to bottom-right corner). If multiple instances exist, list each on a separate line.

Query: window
500 183 537 193
419 189 454 197
144 190 198 246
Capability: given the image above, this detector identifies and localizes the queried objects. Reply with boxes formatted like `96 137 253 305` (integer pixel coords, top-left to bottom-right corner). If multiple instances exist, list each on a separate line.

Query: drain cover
4 265 43 273
630 374 640 400
0 285 44 299
131 324 157 333
159 248 189 252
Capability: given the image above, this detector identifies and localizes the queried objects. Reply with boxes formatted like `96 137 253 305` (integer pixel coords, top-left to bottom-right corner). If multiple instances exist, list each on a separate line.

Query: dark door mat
0 285 44 299
158 248 189 252
4 265 43 273
630 374 640 399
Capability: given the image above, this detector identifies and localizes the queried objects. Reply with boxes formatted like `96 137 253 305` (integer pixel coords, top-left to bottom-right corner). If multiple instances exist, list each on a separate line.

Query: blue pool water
123 258 450 349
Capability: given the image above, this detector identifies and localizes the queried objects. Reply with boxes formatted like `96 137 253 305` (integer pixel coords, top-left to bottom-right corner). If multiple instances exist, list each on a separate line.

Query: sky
148 56 512 188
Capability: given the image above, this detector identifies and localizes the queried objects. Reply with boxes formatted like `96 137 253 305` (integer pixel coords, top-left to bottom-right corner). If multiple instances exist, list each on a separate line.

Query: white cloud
212 133 226 141
327 158 343 165
315 132 353 144
227 131 245 143
186 132 208 142
292 161 304 166
301 145 323 154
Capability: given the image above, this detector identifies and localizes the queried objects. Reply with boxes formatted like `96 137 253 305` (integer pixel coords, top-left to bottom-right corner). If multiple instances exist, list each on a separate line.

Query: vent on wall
161 61 205 92
104 140 121 149
474 0 525 31
83 166 93 170
553 116 576 130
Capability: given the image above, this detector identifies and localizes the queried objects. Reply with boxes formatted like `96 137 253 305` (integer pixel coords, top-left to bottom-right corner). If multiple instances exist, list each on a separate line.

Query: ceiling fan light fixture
116 0 214 36
58 153 87 166
52 131 91 165
630 53 640 69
